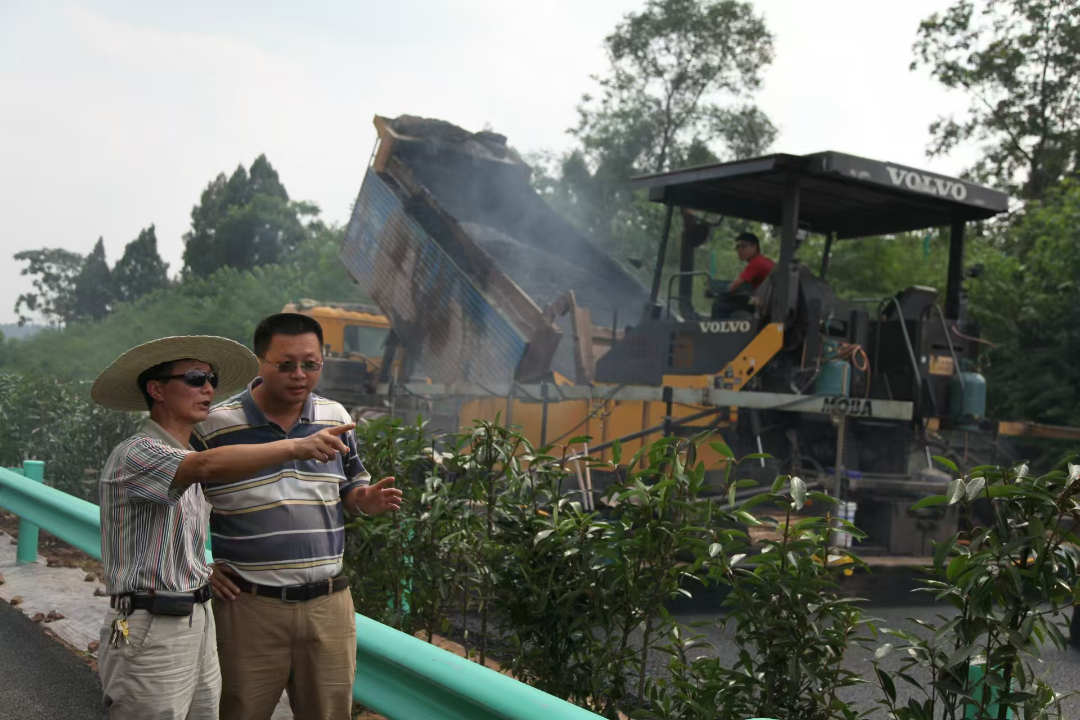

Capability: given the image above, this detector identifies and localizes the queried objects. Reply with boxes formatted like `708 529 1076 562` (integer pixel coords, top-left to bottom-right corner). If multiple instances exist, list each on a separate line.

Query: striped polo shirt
193 379 370 587
99 419 212 596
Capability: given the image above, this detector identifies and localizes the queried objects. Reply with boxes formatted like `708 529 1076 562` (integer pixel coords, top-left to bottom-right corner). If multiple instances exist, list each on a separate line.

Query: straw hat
91 336 259 411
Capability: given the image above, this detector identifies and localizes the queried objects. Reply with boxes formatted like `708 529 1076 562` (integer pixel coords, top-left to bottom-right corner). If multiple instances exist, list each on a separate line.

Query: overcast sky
0 0 979 325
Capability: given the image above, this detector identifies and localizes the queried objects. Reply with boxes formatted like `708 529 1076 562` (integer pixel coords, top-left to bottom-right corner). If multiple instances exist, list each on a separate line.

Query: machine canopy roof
630 151 1010 239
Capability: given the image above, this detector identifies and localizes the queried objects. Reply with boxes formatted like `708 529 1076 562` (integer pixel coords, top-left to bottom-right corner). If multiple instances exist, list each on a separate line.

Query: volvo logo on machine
886 167 968 200
698 320 751 333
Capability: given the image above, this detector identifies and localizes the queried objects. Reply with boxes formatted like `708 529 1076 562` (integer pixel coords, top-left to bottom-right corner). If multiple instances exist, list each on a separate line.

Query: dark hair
136 360 177 411
735 232 760 248
254 313 325 358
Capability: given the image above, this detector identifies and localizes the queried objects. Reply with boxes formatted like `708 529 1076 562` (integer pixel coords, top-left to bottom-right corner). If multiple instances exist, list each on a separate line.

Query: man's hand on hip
210 561 241 601
346 477 402 516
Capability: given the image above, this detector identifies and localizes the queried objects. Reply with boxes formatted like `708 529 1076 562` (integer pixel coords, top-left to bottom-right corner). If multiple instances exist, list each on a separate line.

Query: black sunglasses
261 359 324 374
155 370 219 389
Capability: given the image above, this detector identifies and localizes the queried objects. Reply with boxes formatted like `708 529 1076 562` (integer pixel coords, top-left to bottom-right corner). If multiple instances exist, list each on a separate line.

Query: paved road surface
687 604 1080 717
0 599 105 720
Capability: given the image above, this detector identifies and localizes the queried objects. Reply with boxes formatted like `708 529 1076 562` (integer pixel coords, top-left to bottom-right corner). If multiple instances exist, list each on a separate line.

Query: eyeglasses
262 359 324 374
155 370 219 389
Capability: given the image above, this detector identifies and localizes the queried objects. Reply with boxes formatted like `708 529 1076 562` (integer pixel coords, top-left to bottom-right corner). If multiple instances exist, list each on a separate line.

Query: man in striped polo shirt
92 336 358 720
195 313 401 720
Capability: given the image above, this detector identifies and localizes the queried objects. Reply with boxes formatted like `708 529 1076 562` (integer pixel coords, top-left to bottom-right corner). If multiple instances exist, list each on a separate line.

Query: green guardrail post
16 460 45 564
964 662 1013 719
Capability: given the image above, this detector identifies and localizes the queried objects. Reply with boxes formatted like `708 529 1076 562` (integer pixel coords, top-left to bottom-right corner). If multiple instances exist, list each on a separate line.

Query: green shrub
642 476 870 720
485 432 720 717
343 419 874 719
0 373 139 499
869 457 1080 720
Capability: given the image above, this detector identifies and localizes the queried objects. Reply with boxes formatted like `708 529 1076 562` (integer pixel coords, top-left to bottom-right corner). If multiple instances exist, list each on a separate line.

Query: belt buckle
280 585 299 603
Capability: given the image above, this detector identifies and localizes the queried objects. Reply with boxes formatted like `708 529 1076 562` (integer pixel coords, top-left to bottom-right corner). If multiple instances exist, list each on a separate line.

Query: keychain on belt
109 595 132 648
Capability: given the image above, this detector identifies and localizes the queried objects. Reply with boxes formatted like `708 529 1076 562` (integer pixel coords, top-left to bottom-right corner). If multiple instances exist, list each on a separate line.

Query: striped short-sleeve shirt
193 379 370 587
99 419 212 596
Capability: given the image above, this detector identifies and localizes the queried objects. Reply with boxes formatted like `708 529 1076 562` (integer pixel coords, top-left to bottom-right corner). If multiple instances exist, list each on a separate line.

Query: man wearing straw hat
92 335 358 720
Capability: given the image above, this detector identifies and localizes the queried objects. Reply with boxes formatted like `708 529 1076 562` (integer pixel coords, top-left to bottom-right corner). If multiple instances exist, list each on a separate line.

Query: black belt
230 574 349 603
111 584 212 610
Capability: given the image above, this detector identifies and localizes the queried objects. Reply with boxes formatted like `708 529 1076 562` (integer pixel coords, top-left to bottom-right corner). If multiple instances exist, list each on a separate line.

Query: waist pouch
145 592 197 616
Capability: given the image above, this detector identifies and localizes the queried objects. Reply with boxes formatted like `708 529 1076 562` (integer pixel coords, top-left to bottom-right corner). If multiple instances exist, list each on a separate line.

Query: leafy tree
913 0 1080 199
575 0 775 175
967 179 1080 427
112 225 170 303
182 154 318 277
71 238 113 322
799 230 951 301
13 247 84 326
537 0 776 260
248 153 289 198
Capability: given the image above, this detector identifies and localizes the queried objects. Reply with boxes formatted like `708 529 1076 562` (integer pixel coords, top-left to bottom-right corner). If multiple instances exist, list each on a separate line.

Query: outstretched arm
173 423 356 488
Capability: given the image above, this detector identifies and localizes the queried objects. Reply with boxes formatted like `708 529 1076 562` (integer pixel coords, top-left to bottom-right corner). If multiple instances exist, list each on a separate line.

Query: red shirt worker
728 232 774 292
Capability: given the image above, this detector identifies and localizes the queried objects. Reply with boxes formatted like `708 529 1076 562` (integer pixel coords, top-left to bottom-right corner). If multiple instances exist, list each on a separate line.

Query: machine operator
728 232 775 292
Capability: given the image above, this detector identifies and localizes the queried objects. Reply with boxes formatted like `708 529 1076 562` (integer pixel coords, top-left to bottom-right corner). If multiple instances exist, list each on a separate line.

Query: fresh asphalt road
684 604 1080 717
0 599 106 719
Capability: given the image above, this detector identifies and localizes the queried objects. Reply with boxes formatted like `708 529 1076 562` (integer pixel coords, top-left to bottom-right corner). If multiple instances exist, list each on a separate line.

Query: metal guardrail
0 463 603 720
0 462 99 561
353 615 600 720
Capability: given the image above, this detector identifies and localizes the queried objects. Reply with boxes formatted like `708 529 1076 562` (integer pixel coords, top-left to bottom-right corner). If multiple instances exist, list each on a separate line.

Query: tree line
12 154 318 327
0 150 361 379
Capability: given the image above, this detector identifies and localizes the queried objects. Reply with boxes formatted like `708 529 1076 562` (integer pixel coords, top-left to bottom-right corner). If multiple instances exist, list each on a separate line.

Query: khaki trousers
213 587 356 720
98 601 221 719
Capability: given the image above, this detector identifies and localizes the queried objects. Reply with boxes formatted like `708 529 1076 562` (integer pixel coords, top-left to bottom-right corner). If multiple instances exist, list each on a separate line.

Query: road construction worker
728 232 775 292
